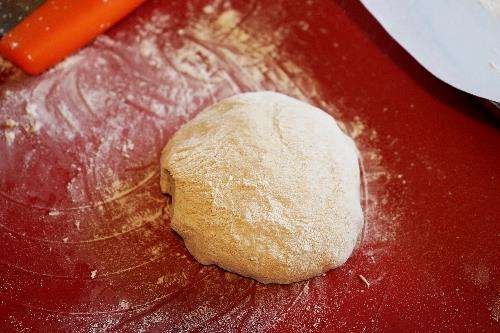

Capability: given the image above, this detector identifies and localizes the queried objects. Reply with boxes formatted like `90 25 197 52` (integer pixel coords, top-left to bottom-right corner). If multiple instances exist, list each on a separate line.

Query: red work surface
0 1 498 332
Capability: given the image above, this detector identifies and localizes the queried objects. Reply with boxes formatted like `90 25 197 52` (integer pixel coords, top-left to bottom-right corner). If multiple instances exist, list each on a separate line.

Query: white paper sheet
361 0 500 102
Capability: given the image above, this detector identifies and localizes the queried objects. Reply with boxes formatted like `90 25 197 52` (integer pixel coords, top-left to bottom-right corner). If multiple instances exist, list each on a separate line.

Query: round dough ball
160 91 363 284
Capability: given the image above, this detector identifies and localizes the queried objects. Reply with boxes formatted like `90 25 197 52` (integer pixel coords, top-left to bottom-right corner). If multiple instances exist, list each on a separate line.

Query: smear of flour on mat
2 119 16 145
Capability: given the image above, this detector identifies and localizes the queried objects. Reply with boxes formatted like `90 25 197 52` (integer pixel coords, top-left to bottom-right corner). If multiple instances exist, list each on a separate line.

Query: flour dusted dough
160 91 363 284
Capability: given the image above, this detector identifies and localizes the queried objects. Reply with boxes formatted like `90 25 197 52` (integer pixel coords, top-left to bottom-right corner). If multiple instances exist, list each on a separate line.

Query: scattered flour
4 130 16 145
491 296 500 322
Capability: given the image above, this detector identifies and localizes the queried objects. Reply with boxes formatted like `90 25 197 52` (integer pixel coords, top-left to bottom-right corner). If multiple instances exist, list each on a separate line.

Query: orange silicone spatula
0 0 147 75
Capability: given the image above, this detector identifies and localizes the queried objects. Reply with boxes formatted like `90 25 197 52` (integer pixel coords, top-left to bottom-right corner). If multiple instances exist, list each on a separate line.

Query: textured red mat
0 1 498 331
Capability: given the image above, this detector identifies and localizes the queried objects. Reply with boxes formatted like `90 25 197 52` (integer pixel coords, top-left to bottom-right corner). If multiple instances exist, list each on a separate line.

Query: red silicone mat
0 1 498 332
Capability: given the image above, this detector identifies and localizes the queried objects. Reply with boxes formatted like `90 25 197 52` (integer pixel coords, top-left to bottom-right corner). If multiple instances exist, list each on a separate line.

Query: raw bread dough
160 91 363 284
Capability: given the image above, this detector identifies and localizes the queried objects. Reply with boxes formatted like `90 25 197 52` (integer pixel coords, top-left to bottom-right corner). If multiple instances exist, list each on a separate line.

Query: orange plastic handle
0 0 147 75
